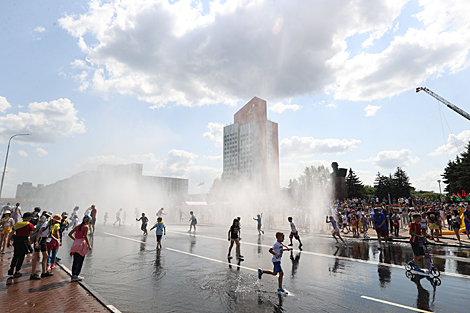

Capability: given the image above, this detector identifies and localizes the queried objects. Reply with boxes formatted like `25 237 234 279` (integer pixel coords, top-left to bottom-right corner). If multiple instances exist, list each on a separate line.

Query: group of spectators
331 198 470 245
0 202 93 281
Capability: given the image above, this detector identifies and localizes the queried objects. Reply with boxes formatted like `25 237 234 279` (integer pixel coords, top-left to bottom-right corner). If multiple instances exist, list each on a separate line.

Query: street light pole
437 179 442 204
0 134 31 200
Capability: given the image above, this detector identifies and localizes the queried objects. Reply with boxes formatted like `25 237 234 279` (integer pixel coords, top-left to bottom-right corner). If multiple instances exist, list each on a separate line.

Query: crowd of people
0 202 93 281
328 198 470 245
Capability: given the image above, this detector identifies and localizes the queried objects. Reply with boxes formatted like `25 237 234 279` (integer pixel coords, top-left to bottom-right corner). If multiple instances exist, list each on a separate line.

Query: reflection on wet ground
56 224 469 313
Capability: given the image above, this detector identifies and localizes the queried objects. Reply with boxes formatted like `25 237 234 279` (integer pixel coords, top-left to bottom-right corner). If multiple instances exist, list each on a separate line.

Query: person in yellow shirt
0 210 14 254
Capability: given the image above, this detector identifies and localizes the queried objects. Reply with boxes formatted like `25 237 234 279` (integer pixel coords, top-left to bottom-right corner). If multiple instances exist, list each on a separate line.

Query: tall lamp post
0 134 31 200
437 179 442 204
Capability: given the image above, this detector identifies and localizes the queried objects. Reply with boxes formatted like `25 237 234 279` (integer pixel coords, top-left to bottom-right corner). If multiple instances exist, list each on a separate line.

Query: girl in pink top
68 215 92 282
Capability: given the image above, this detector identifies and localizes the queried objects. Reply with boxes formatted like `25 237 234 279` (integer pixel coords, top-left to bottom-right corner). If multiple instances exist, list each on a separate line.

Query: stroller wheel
405 271 414 279
430 267 440 278
431 277 441 287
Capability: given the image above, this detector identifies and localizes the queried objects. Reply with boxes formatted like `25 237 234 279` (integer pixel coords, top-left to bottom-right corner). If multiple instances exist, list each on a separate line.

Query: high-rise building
223 97 279 188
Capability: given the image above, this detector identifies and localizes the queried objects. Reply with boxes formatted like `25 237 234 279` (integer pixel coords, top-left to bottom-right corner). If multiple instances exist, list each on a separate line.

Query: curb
57 262 121 313
341 234 470 248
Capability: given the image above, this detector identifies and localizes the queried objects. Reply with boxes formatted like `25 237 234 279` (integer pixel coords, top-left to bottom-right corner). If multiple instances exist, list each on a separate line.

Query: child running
253 213 264 235
136 213 149 235
227 218 243 260
326 215 345 244
150 217 166 249
287 217 303 250
258 231 290 294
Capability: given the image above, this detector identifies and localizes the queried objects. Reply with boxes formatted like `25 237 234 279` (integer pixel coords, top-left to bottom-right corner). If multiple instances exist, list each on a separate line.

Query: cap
22 212 33 219
83 215 92 221
3 209 11 214
373 208 379 212
52 214 62 222
61 212 68 217
329 215 334 218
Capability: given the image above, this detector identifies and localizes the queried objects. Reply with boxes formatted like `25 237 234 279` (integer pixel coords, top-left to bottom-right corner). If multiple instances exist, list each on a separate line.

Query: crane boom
416 87 470 121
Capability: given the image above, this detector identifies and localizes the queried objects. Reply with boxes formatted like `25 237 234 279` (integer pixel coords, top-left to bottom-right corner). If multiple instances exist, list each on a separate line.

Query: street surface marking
171 231 470 280
361 295 432 313
103 232 257 272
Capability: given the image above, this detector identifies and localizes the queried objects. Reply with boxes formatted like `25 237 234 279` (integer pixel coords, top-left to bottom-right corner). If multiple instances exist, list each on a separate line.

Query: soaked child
136 213 149 235
150 217 166 249
227 219 243 260
287 217 303 250
253 214 264 235
258 231 290 294
326 216 345 244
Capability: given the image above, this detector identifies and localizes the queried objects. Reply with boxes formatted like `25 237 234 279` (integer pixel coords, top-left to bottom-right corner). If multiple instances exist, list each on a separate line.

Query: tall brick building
223 97 279 189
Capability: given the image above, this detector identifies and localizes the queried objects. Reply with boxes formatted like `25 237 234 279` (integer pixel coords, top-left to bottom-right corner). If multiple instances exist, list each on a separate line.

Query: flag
197 182 204 186
388 193 391 205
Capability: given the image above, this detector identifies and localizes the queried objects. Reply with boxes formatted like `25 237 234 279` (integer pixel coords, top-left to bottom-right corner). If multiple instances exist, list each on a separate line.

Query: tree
346 168 365 198
442 142 470 196
392 167 412 198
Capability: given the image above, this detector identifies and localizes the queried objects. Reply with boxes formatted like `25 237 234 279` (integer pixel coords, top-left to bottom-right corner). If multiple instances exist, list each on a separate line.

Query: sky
1 0 470 198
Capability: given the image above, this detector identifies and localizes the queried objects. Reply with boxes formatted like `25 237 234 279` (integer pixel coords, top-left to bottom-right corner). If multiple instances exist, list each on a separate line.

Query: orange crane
416 87 470 121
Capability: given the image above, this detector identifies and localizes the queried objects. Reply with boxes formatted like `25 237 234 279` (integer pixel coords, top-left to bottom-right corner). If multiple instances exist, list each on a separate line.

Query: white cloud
269 101 301 113
280 136 360 159
203 123 223 147
0 96 11 112
18 150 28 157
412 170 443 192
429 130 470 156
369 149 419 169
204 155 222 162
333 0 470 101
364 105 381 116
35 148 48 157
59 0 434 106
326 103 337 108
33 26 46 33
0 98 85 144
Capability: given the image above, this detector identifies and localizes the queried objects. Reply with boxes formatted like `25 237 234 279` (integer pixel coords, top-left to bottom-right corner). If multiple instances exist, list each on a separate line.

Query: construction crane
416 87 470 121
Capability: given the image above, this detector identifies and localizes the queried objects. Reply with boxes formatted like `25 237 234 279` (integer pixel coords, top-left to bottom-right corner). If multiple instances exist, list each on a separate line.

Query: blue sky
1 0 470 198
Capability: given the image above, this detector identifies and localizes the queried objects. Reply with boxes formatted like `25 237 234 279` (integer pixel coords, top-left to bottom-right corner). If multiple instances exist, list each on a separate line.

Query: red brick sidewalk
0 249 109 313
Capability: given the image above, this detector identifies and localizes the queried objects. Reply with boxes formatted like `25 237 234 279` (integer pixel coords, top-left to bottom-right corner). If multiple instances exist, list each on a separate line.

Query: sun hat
52 214 62 222
3 209 11 215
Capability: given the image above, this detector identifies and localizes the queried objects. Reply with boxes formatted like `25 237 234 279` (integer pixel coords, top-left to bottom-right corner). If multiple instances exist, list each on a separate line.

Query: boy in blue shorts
150 217 166 249
258 231 290 294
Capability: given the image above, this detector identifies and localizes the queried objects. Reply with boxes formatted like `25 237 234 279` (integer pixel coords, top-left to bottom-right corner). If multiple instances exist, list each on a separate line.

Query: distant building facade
223 97 279 188
16 164 188 209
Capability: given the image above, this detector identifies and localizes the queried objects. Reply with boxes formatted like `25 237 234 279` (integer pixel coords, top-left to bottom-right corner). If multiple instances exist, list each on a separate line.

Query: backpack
30 222 51 243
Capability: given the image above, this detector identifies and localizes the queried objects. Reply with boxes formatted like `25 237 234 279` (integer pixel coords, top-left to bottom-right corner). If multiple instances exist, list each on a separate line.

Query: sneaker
258 269 263 279
51 263 56 269
288 244 293 246
30 273 41 280
227 255 233 259
75 276 84 281
56 257 61 262
41 272 54 278
457 241 462 245
13 272 22 278
8 268 14 276
278 287 288 294
414 266 424 272
46 265 51 271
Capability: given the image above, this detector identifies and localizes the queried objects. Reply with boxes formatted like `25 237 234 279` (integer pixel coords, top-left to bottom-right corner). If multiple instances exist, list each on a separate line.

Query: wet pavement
54 223 470 313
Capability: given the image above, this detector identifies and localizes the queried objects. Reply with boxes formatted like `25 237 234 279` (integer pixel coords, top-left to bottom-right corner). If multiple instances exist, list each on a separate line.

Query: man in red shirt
7 212 35 278
408 213 425 272
90 205 97 235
